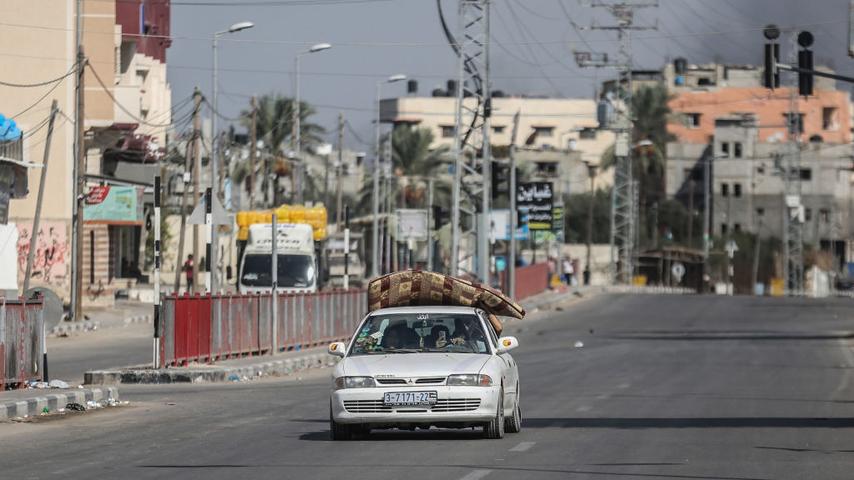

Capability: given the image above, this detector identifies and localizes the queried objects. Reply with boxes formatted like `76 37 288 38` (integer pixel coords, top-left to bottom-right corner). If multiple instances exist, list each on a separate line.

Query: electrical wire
203 97 246 122
0 65 78 88
10 62 78 119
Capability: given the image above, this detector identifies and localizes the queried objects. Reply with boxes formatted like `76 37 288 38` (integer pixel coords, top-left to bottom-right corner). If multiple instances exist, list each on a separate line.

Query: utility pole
578 1 657 284
192 89 202 292
508 110 520 297
175 89 202 293
450 0 492 281
24 100 59 294
584 161 597 286
71 44 86 322
783 32 805 295
336 112 344 229
249 95 257 210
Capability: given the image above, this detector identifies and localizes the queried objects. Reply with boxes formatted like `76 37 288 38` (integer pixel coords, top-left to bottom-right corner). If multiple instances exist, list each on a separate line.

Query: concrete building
1 0 171 303
380 91 616 187
667 115 854 268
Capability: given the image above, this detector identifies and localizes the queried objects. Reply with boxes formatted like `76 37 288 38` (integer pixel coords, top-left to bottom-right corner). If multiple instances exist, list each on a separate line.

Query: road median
1 387 120 420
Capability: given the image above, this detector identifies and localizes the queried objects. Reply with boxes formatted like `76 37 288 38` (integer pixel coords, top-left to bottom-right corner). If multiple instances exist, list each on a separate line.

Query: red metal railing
1 297 45 389
514 263 550 300
159 290 367 367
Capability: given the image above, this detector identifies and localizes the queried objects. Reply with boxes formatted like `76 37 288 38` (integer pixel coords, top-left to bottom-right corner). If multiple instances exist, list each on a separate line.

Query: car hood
341 353 491 378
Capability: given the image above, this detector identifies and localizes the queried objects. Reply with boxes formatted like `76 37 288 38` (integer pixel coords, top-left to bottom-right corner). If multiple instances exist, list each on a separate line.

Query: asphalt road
3 293 854 480
47 323 153 384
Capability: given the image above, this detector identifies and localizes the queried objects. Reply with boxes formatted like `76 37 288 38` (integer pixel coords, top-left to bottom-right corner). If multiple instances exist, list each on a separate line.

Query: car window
482 314 500 348
350 313 490 356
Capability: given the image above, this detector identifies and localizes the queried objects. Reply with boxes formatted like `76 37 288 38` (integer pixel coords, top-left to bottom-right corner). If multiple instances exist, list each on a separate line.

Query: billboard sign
516 182 554 231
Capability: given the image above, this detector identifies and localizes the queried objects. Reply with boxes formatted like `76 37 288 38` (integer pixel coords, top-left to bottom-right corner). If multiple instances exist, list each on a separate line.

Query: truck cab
238 223 317 294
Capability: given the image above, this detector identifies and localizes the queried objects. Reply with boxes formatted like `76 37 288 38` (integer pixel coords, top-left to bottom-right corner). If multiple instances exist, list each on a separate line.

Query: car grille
431 398 481 412
343 398 481 414
375 378 407 385
415 377 446 384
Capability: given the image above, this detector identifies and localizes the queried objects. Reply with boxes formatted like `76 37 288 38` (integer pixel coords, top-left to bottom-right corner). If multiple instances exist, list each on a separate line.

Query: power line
10 62 78 119
0 65 78 88
86 62 180 129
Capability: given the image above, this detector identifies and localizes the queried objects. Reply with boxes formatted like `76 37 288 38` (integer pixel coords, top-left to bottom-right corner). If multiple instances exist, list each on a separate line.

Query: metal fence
1 298 45 389
159 290 367 367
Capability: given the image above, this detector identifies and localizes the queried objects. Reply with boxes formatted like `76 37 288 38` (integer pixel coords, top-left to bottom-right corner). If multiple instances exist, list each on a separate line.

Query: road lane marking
576 405 592 412
459 469 492 480
617 382 631 389
595 394 609 400
510 441 536 452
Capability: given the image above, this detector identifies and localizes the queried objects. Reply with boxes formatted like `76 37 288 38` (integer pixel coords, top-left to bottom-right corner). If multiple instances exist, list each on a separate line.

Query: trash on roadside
574 341 584 348
86 400 101 410
48 379 69 389
65 402 86 412
41 407 49 414
227 374 240 382
26 380 49 389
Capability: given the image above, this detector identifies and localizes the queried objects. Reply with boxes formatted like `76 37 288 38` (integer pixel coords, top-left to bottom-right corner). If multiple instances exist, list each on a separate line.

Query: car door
480 312 517 405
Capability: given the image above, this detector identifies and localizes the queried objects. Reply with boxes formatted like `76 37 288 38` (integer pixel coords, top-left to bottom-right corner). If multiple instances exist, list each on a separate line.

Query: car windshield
240 254 315 288
349 312 490 356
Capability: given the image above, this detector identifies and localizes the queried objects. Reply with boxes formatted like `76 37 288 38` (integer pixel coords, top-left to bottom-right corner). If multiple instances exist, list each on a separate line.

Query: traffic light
491 161 510 200
763 25 781 89
798 31 814 97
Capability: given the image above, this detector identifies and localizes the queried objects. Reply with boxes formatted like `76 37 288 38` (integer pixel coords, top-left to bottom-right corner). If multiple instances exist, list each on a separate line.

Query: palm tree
358 126 451 214
233 93 325 206
599 84 674 247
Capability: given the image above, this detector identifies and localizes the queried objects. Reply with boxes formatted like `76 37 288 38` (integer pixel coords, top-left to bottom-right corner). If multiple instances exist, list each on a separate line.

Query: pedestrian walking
183 254 195 293
562 257 574 285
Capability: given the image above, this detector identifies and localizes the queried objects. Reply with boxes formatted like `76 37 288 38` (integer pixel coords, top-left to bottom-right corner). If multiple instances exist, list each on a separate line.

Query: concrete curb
0 387 120 420
85 352 335 385
49 320 101 336
123 314 153 326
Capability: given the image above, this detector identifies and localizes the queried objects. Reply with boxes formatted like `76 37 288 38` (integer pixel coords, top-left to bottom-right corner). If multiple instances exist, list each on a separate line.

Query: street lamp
582 160 598 285
211 20 254 293
293 42 333 205
371 74 407 278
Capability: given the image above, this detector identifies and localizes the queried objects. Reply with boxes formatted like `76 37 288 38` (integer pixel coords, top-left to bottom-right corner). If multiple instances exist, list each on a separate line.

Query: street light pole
211 20 253 293
583 161 597 286
371 74 406 279
293 43 332 205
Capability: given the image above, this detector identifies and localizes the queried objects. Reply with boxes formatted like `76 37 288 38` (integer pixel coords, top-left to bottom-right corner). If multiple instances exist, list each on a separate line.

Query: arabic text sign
83 186 142 223
516 182 553 231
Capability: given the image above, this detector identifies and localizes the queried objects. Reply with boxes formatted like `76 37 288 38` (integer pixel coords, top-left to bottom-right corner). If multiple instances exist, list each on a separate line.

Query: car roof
367 305 480 316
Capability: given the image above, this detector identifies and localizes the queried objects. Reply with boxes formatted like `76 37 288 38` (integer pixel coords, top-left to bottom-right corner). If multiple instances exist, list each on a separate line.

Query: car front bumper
331 385 500 426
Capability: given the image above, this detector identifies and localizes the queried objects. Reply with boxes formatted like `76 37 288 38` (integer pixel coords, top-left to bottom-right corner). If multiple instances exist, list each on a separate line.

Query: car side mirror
328 342 346 357
496 336 519 353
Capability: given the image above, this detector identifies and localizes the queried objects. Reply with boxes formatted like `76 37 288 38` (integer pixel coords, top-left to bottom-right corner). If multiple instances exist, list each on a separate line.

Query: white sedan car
327 305 521 440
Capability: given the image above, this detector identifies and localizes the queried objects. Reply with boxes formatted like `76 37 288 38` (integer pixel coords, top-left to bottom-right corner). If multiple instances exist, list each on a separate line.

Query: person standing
183 254 195 293
562 257 574 285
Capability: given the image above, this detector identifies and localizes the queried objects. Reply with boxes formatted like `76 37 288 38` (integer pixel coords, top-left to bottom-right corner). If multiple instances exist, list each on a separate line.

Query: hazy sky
167 0 852 146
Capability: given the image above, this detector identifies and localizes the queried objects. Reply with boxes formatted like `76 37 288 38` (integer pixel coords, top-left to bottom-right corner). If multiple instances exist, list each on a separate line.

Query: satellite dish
25 287 64 330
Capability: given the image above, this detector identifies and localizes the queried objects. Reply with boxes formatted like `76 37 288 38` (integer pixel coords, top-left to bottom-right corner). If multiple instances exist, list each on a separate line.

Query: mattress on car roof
367 270 525 320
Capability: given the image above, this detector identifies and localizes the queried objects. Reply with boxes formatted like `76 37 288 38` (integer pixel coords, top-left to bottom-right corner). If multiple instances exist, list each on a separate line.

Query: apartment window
685 113 702 128
721 183 729 197
822 107 838 131
579 128 597 139
800 168 812 181
733 183 742 198
493 125 506 134
756 164 766 175
535 162 558 175
734 142 743 158
533 126 555 137
440 125 455 138
734 223 742 233
820 209 830 222
720 142 730 158
784 112 805 133
721 223 729 235
756 208 765 217
805 208 813 222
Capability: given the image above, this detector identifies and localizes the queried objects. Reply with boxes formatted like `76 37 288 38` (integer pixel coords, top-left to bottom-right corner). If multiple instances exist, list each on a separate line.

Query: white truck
238 223 318 294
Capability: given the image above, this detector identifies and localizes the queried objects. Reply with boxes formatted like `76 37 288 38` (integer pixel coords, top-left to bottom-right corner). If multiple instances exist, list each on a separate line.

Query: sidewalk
0 386 120 420
85 346 333 385
51 300 153 336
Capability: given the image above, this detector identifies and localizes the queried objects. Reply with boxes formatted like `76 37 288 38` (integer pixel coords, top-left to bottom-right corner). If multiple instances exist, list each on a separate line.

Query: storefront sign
516 182 553 231
83 186 142 223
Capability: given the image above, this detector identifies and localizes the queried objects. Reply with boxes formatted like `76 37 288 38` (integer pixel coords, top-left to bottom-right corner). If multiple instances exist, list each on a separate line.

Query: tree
358 126 451 213
600 84 675 247
564 188 612 244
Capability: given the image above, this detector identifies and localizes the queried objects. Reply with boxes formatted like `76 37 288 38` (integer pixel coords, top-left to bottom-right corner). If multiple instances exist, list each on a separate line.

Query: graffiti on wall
16 221 69 286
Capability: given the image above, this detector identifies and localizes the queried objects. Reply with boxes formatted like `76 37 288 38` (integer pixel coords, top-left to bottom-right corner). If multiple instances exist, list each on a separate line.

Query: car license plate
383 391 438 406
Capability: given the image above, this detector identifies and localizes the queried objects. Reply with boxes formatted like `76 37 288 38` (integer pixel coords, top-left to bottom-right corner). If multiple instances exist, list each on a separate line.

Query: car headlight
447 374 493 387
333 376 375 390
